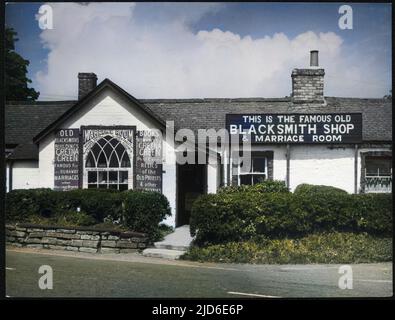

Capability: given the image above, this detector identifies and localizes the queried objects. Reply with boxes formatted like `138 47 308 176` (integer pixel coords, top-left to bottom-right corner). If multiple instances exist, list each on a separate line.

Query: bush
6 188 172 241
5 188 55 221
181 233 393 264
218 180 289 194
122 190 171 242
61 189 123 222
293 183 348 196
190 190 392 246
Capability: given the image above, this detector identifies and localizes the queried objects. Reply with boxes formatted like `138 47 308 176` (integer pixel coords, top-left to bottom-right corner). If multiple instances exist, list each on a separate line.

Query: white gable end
63 88 160 131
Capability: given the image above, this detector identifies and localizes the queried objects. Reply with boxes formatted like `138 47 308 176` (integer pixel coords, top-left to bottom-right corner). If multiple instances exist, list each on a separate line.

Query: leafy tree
5 27 40 101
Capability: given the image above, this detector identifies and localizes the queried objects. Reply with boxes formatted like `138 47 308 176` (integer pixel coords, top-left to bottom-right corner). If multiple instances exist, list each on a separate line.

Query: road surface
5 247 393 298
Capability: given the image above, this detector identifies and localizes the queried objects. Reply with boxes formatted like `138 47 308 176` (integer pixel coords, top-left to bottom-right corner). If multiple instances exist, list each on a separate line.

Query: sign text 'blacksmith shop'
226 113 362 143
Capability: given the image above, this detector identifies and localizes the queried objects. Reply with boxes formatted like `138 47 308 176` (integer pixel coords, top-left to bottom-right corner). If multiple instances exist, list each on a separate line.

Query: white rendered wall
289 145 355 193
229 144 360 193
12 160 40 190
207 163 219 194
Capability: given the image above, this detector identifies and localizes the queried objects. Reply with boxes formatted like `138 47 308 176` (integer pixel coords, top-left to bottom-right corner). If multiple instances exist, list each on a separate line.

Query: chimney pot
310 50 319 67
78 73 97 100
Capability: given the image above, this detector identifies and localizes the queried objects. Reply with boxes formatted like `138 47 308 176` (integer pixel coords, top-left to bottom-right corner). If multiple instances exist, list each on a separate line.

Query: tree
5 27 40 101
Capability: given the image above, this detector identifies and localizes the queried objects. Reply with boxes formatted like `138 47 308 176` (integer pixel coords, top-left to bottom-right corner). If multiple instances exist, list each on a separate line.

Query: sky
5 2 392 100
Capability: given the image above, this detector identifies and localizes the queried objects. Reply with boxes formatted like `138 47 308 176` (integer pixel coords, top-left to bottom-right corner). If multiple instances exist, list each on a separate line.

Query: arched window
86 135 131 190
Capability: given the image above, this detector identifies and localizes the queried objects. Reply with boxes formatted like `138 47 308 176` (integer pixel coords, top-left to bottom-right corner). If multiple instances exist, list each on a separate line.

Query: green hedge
5 188 171 241
181 232 393 264
294 183 348 196
190 188 392 246
218 180 289 194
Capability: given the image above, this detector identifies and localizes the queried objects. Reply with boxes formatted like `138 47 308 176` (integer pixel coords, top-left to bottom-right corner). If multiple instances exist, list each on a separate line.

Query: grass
181 232 393 264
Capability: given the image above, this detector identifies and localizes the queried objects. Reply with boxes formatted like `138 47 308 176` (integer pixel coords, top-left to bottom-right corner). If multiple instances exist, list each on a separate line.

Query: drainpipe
286 144 290 190
354 144 358 194
9 160 13 192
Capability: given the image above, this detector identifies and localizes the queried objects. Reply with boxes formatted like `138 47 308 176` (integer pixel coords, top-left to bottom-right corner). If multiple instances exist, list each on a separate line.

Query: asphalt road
5 248 393 298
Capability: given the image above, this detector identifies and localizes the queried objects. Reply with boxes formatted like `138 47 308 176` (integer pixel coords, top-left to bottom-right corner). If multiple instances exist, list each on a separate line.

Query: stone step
154 243 190 251
142 248 186 260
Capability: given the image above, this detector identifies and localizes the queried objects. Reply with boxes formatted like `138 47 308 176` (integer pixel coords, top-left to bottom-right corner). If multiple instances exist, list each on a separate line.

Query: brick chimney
291 50 325 103
78 73 97 100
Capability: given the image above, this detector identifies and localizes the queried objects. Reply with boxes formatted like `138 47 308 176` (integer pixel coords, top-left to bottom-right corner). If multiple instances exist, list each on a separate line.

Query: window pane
366 158 392 175
253 174 266 185
97 152 107 167
88 171 97 183
109 184 118 190
109 171 118 183
88 184 97 189
240 174 252 185
91 143 101 158
120 171 128 183
121 152 131 167
98 171 108 183
103 142 113 156
253 157 266 173
119 184 128 191
86 152 95 168
98 184 107 189
109 152 119 167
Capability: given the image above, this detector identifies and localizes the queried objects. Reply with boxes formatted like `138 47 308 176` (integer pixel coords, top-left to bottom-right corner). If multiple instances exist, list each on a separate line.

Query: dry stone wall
6 223 148 253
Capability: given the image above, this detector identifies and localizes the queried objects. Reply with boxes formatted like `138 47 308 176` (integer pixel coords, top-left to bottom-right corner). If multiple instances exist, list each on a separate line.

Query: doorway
176 164 207 227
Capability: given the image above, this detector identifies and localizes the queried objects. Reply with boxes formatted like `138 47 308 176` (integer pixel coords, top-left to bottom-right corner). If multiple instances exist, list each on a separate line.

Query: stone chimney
78 73 97 100
291 50 325 103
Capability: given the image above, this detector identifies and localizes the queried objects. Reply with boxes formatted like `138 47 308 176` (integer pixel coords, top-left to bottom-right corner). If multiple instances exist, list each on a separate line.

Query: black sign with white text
54 129 80 191
226 113 362 144
135 130 163 193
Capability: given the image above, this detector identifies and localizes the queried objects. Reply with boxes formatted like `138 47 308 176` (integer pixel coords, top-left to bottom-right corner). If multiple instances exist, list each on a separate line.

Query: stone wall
5 223 148 254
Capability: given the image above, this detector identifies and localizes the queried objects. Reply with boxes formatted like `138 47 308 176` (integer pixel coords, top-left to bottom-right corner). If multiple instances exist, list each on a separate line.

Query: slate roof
143 97 393 142
5 101 75 146
5 93 392 160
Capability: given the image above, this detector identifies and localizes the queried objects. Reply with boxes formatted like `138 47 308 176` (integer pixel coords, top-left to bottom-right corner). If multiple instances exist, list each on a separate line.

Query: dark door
177 164 207 226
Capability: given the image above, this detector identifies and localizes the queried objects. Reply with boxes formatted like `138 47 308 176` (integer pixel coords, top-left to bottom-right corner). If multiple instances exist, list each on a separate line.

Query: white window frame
237 155 268 186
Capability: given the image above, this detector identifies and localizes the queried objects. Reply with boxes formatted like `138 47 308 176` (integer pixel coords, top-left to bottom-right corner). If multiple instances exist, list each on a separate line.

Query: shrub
349 193 393 235
190 189 392 245
122 190 171 242
61 189 123 222
181 232 393 264
5 188 55 221
6 188 172 241
55 210 96 227
218 180 289 194
293 183 348 196
190 192 262 246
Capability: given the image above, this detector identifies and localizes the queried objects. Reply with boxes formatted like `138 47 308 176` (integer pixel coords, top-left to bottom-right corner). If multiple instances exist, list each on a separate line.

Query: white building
5 51 392 227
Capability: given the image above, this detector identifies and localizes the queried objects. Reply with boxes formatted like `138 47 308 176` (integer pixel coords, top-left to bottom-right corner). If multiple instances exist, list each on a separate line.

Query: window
238 156 267 185
364 157 392 193
86 135 130 190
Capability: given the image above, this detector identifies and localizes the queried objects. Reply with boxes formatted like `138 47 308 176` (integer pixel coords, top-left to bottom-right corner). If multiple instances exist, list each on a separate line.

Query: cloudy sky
5 2 392 100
